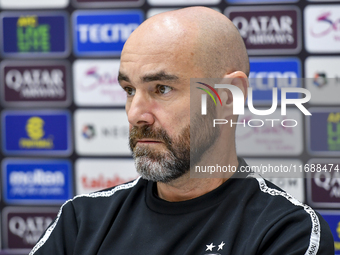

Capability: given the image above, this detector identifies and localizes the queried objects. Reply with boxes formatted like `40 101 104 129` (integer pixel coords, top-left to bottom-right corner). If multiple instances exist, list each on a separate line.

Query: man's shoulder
245 173 308 213
242 173 334 254
71 177 146 210
241 172 317 231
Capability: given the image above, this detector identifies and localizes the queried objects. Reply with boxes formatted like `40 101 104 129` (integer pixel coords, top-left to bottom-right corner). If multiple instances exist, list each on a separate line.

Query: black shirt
30 158 334 255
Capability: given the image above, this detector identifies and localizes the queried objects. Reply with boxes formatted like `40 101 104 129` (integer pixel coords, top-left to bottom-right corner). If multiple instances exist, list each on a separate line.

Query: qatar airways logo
197 82 311 128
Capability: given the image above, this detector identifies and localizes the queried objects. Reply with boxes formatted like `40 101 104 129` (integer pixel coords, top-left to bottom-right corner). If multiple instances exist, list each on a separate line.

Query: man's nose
127 92 155 127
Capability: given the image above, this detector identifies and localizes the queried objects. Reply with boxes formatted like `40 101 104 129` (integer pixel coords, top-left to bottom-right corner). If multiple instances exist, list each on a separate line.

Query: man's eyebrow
118 72 130 83
142 71 179 83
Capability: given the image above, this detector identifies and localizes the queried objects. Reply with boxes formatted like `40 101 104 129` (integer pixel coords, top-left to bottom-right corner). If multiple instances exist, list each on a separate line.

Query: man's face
118 29 218 183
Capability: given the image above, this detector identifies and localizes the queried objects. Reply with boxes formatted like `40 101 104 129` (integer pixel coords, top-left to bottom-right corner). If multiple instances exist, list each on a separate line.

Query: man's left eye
157 85 173 94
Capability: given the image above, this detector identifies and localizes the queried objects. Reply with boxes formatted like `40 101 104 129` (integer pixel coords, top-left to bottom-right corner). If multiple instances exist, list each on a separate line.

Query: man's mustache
129 125 172 150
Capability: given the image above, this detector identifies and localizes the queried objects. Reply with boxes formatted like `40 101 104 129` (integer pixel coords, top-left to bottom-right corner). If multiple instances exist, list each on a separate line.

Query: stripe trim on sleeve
247 173 320 255
29 177 141 255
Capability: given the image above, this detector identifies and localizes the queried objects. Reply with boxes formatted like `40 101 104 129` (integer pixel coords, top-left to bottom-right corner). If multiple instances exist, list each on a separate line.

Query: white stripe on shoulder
247 173 320 255
29 177 141 255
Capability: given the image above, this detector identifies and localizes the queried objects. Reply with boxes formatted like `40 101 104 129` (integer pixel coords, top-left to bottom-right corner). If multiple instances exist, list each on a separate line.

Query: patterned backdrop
0 0 339 253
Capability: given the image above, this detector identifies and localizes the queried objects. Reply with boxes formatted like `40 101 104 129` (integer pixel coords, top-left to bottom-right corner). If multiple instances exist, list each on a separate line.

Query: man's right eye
124 87 136 96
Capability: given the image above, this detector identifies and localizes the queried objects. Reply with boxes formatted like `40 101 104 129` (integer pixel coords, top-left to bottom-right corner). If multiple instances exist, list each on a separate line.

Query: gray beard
133 148 187 183
131 125 190 183
131 98 219 183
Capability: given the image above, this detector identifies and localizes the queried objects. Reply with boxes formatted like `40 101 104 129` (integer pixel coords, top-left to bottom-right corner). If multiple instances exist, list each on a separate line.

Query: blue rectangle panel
73 10 144 56
2 159 73 204
1 12 69 58
319 211 340 255
249 57 301 104
307 108 340 156
2 110 72 156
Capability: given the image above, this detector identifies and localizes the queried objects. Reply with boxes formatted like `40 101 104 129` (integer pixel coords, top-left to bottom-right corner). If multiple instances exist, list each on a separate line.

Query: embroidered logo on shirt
204 241 225 254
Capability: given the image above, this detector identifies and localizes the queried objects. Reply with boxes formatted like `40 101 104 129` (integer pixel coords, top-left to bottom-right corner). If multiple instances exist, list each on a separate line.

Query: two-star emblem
206 241 225 251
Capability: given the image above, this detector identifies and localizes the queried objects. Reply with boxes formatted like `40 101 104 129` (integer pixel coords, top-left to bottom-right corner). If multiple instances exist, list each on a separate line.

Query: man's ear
217 71 249 119
226 71 248 103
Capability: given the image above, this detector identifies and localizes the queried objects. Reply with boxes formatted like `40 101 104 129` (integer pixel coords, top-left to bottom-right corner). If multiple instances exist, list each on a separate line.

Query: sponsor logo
147 8 179 18
73 60 126 106
2 110 72 155
305 5 340 53
313 73 327 88
75 159 138 194
307 159 340 208
235 109 303 155
249 58 301 103
0 0 68 8
1 60 71 107
72 0 144 8
2 159 73 204
245 158 304 202
73 10 143 56
147 8 220 18
318 211 340 253
313 74 340 87
75 109 130 155
2 207 58 249
226 0 297 4
307 108 340 156
1 12 69 58
305 57 340 104
328 113 340 151
82 125 95 139
148 0 220 5
225 6 301 54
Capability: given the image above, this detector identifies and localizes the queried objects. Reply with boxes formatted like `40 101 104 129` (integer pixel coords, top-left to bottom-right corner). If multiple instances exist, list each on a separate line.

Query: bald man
30 7 333 255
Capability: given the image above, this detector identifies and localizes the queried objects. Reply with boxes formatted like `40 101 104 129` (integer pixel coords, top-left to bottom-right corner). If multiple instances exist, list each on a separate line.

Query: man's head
118 7 249 183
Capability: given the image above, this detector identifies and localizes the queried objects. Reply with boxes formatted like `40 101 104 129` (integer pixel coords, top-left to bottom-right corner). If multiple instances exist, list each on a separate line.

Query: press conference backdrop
0 0 339 253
